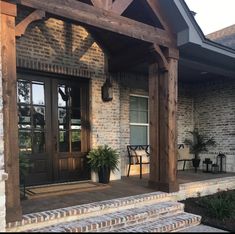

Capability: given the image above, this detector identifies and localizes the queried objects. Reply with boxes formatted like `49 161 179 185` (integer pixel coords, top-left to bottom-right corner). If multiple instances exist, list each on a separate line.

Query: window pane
71 87 80 109
59 131 69 152
32 82 44 105
130 96 138 110
139 98 148 111
19 130 32 153
130 126 148 145
58 108 70 130
139 111 148 123
130 110 138 123
130 96 148 124
18 105 31 125
58 85 70 107
32 107 45 129
33 131 45 153
17 80 30 104
71 130 81 152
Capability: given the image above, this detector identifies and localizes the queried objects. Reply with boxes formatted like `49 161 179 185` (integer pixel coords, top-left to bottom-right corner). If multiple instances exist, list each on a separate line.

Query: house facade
0 0 235 230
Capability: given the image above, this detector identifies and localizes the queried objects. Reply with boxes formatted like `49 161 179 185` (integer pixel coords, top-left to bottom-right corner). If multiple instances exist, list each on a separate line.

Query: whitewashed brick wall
194 78 235 172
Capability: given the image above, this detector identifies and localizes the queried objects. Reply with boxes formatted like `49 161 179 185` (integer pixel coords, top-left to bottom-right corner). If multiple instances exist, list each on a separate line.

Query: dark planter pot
98 167 111 184
192 159 201 172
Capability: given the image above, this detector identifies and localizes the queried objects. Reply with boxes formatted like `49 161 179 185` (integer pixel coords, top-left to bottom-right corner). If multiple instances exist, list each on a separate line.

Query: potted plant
87 145 119 184
184 129 216 172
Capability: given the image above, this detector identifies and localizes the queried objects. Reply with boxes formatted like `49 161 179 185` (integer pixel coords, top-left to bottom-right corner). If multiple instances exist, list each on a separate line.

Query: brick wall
16 9 123 180
194 78 235 172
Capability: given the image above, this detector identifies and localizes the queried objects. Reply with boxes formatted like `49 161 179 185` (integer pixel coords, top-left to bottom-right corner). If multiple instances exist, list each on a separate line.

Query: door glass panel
59 131 69 152
17 80 30 104
71 130 81 151
33 131 45 153
57 84 82 153
17 79 46 156
71 88 80 108
18 105 31 125
58 85 70 107
19 130 32 153
33 107 45 129
32 82 45 105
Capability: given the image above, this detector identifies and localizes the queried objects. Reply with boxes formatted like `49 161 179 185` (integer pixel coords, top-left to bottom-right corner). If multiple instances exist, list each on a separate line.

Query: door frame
17 69 91 185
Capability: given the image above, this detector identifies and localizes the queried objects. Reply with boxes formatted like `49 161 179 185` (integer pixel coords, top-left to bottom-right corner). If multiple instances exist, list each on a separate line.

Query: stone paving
181 224 228 233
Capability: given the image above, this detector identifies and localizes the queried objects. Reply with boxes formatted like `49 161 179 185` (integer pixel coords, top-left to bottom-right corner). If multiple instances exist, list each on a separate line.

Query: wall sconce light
102 74 113 102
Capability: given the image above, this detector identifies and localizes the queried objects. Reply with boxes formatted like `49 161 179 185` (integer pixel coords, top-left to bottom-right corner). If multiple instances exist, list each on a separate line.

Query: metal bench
127 145 150 179
177 144 192 171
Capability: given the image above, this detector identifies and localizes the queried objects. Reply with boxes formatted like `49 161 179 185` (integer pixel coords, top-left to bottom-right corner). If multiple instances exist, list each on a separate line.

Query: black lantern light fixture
211 163 219 174
216 152 226 173
102 74 113 102
202 158 213 173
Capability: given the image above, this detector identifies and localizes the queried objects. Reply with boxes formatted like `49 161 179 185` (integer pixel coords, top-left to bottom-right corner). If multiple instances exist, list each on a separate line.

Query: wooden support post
148 49 179 193
1 1 22 222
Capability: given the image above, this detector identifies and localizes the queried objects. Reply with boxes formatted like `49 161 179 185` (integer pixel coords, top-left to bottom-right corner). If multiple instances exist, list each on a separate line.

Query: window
130 95 149 145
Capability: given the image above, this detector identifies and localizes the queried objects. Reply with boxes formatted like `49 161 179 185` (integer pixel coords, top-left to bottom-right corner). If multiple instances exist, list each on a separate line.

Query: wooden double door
17 73 91 186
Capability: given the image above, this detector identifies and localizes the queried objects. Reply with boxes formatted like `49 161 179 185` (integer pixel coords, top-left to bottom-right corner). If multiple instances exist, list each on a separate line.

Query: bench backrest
177 144 192 160
127 145 150 164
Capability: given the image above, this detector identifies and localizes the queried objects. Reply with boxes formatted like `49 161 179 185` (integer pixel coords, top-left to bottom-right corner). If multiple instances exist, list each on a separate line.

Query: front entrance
17 73 90 186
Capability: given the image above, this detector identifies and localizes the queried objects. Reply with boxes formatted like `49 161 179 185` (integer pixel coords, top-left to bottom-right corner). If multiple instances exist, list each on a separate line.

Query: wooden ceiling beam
16 0 176 48
91 0 104 9
146 0 172 33
110 0 134 15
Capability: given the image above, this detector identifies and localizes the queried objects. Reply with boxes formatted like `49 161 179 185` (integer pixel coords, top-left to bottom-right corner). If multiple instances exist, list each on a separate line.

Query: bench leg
183 160 186 171
140 156 142 179
127 164 131 177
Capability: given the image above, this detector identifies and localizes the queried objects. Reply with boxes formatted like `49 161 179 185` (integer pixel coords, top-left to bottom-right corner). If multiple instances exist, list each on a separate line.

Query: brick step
28 202 185 232
113 212 201 233
7 192 175 232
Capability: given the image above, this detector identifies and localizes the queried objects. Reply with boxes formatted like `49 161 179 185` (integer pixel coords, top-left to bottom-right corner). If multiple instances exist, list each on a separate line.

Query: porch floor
21 170 235 215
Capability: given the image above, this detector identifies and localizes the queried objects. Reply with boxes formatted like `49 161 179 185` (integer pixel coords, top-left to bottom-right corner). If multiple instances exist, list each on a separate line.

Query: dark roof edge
179 0 235 54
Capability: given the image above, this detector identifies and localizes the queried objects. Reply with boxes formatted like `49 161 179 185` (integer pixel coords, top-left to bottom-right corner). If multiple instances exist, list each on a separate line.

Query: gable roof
206 24 235 50
159 0 235 79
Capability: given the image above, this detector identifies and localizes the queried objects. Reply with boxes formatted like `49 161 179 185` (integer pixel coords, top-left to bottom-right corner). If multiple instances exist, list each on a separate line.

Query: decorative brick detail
16 58 94 79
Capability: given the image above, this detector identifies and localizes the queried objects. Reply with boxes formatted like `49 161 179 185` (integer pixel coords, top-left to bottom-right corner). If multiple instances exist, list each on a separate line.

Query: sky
184 0 235 35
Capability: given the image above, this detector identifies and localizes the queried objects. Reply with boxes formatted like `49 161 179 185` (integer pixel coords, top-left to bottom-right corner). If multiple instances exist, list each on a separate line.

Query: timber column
149 48 179 193
1 1 22 222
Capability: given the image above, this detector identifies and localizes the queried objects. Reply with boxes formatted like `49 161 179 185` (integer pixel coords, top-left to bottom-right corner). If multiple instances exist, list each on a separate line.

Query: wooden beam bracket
150 44 169 71
15 9 45 37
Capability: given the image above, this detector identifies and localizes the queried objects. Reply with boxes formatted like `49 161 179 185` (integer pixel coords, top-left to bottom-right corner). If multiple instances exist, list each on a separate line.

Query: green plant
199 191 235 220
184 129 216 160
87 145 119 173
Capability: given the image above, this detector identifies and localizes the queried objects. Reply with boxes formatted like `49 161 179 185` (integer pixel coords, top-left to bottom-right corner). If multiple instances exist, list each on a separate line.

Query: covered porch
1 0 235 226
20 171 235 215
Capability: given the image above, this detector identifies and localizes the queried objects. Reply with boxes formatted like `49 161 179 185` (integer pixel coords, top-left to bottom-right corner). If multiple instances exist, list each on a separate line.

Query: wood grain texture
16 0 176 47
110 0 133 15
149 63 160 183
1 6 22 222
15 9 45 37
